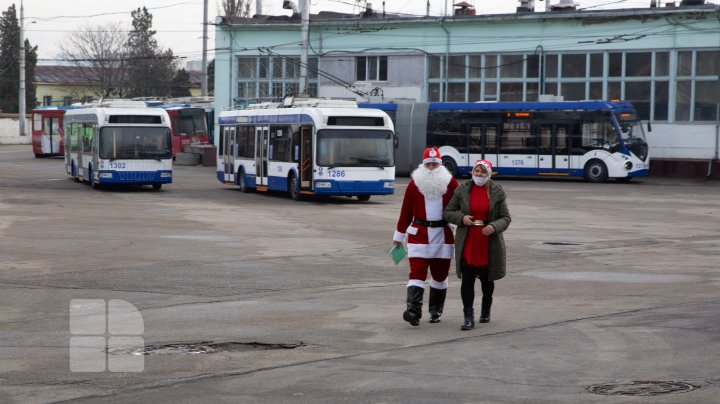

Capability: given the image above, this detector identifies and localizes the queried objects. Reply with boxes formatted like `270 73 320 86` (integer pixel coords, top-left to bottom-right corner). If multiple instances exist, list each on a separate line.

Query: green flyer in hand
390 244 407 265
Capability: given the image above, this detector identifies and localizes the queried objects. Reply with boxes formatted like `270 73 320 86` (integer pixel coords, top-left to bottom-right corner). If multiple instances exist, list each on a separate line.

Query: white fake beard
411 164 452 199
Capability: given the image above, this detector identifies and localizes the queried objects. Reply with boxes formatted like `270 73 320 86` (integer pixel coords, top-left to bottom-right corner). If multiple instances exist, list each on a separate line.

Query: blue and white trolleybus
361 101 649 182
64 101 173 189
217 98 395 200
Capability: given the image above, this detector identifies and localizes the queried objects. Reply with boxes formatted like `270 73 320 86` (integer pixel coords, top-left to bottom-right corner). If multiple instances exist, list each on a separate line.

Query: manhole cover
127 341 305 356
540 241 583 246
587 381 696 396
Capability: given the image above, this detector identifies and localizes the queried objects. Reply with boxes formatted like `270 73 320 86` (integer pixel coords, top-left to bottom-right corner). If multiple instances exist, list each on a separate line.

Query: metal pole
201 0 208 96
299 0 309 95
19 1 26 136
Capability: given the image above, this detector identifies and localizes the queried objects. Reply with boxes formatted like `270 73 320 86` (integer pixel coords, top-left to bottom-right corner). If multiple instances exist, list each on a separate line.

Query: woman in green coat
443 160 511 330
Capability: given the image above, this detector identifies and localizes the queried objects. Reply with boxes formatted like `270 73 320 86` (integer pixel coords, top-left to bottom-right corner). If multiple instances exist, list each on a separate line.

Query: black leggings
460 261 495 309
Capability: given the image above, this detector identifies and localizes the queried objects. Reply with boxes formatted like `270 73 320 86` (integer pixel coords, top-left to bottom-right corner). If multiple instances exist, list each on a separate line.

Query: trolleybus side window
427 111 466 152
82 124 93 153
269 125 291 162
500 119 533 154
69 122 80 152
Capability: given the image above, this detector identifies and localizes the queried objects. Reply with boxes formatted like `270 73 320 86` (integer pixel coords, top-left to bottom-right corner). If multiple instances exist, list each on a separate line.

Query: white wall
0 115 31 145
648 123 719 160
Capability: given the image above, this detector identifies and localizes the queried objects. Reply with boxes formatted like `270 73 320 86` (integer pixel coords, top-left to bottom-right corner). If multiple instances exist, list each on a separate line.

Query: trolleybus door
222 125 235 182
498 119 536 174
43 116 61 155
255 126 269 187
537 123 570 172
299 126 313 191
469 123 499 168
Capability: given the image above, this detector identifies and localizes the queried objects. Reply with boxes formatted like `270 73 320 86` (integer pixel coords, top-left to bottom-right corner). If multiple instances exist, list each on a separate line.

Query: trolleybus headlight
161 172 172 178
384 182 395 188
624 161 633 170
315 181 332 188
99 172 113 178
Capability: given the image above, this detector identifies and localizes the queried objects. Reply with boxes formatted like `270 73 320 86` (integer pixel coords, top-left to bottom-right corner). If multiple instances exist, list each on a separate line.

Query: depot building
213 1 720 177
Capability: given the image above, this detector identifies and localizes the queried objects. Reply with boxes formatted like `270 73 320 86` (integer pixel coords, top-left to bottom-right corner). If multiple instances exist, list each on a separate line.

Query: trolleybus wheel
357 195 371 202
442 157 458 177
584 159 608 183
152 184 162 190
288 172 301 201
238 168 251 193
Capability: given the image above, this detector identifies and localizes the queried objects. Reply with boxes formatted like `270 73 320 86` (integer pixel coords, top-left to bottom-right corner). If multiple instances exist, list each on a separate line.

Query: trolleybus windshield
316 129 394 167
100 127 172 160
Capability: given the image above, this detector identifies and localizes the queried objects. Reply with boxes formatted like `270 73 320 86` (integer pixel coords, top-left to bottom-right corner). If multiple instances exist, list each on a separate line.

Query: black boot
460 307 474 330
480 297 492 323
403 286 424 326
428 287 447 323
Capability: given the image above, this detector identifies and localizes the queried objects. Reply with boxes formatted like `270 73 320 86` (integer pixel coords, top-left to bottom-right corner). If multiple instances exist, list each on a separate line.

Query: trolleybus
360 101 649 182
217 98 395 201
64 101 173 189
157 105 210 156
31 106 76 157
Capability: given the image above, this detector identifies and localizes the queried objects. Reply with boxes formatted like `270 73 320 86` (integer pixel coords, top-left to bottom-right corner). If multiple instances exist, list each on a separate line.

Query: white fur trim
393 230 406 243
407 243 454 259
430 278 449 289
407 279 425 288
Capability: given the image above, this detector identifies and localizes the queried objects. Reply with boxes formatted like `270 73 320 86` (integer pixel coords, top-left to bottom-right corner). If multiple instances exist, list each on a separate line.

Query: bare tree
221 0 251 17
59 22 129 98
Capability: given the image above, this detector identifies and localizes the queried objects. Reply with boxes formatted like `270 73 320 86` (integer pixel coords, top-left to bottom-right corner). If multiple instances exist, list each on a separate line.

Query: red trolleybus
160 105 210 156
31 107 76 157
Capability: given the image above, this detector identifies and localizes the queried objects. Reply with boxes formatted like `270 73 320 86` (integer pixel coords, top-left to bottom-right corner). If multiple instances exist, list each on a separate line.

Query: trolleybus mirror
647 121 652 132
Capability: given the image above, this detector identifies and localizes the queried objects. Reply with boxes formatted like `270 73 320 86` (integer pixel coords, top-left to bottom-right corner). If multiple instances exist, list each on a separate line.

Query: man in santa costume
393 147 459 326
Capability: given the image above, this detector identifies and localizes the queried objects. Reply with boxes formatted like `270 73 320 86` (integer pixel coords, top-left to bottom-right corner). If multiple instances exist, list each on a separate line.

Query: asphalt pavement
1 145 719 403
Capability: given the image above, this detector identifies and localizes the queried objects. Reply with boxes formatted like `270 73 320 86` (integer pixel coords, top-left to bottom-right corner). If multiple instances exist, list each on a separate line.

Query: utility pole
201 0 208 96
299 0 309 95
19 1 26 136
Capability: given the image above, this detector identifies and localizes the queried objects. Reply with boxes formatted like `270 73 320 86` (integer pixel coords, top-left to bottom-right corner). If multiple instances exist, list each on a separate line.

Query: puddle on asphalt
118 341 305 356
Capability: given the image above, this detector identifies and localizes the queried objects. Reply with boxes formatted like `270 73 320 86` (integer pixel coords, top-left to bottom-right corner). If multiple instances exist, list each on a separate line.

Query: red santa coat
393 177 458 259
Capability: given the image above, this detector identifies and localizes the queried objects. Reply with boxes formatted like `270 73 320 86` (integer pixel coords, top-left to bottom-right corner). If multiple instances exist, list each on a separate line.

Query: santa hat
474 159 493 177
422 147 442 164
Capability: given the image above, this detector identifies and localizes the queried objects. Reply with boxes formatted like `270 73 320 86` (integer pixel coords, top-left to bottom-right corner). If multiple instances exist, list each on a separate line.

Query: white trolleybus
64 101 173 190
217 98 396 201
361 101 649 182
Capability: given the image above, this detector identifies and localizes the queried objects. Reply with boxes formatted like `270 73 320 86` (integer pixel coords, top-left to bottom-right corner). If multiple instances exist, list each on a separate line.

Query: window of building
63 96 73 106
590 54 603 77
236 55 318 99
356 56 387 81
448 55 466 78
500 55 523 78
43 95 52 106
626 52 651 77
561 54 586 78
696 51 719 76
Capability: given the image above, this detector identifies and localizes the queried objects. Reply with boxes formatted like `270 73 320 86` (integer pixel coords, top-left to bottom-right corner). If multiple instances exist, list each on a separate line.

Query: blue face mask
472 175 489 186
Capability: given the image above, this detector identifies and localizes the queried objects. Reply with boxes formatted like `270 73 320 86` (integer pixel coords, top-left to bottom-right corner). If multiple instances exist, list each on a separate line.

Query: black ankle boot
480 297 492 323
428 287 446 323
460 307 474 330
403 286 424 326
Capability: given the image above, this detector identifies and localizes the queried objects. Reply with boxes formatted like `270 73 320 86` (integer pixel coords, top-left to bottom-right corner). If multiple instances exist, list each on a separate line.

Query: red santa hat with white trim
422 147 442 164
474 159 493 178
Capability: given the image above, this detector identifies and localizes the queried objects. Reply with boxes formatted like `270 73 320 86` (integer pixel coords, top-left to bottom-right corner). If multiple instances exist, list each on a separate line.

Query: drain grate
540 241 583 246
587 380 697 396
128 341 305 356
